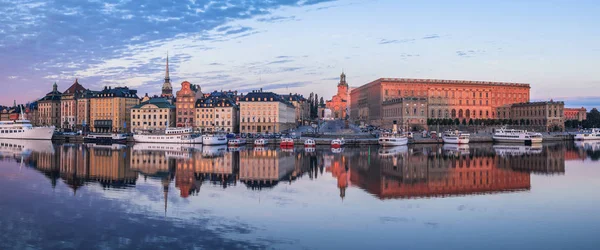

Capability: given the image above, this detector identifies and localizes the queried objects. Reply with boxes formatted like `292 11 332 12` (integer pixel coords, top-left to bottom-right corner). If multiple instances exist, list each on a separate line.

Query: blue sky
1 0 599 109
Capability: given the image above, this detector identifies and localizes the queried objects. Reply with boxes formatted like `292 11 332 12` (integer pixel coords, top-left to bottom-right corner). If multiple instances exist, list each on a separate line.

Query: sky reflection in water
0 140 599 250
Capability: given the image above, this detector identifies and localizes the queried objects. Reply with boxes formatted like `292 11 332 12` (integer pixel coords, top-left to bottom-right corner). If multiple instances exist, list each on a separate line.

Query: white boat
493 127 543 144
331 138 345 148
0 110 54 140
202 133 228 145
228 138 247 146
254 138 267 146
304 138 316 147
378 133 408 147
84 133 127 144
133 127 202 144
574 128 600 141
442 130 470 144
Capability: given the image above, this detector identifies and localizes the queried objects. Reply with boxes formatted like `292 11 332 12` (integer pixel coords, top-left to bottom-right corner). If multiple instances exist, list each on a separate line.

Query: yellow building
130 97 176 132
38 82 62 127
90 86 139 133
195 92 239 133
239 90 296 134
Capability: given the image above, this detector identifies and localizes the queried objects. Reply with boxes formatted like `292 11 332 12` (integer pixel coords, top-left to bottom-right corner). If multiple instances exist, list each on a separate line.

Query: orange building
175 81 202 127
564 107 587 121
350 78 530 127
325 72 349 119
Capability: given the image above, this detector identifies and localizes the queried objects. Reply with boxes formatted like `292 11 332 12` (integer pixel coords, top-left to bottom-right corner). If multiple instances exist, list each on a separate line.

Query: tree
584 108 600 128
461 119 467 126
454 118 460 125
468 119 474 125
319 97 325 107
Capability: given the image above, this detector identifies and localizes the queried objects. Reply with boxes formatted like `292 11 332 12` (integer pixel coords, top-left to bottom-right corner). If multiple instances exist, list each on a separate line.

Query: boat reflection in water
3 141 586 202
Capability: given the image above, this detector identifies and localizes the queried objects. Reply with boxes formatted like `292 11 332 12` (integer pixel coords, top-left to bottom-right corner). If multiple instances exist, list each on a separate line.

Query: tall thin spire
165 52 170 83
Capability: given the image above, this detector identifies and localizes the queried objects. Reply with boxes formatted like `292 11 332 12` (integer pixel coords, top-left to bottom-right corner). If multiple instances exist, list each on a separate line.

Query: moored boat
254 138 267 146
202 133 228 145
574 128 600 141
228 137 247 146
0 110 54 140
280 137 294 148
493 127 542 144
378 133 408 147
84 133 127 144
442 130 470 144
331 138 345 148
304 138 316 147
133 127 202 144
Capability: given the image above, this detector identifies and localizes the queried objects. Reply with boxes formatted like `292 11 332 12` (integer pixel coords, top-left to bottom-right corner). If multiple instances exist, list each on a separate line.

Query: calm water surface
1 140 599 250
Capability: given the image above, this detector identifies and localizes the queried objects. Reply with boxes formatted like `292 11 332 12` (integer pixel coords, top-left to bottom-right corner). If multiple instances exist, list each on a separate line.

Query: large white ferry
442 130 470 144
133 127 202 144
202 133 228 145
493 127 543 144
574 128 600 141
0 111 54 140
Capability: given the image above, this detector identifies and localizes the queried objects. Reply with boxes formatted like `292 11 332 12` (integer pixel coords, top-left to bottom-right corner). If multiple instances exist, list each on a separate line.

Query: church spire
165 52 170 83
53 82 58 92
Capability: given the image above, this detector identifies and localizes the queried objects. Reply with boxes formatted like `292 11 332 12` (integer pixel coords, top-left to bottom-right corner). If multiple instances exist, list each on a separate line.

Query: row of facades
2 58 310 133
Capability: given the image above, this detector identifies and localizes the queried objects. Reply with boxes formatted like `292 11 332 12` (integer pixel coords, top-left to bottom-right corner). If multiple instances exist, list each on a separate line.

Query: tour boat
133 127 202 144
228 137 247 146
254 138 267 146
84 133 127 144
202 133 228 145
442 130 470 144
0 111 54 140
574 128 600 141
493 127 543 144
280 137 294 148
331 138 345 148
378 133 408 147
304 138 316 147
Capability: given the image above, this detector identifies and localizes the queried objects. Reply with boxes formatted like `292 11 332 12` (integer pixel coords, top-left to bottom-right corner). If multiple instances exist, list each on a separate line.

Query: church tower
337 71 349 101
161 54 173 98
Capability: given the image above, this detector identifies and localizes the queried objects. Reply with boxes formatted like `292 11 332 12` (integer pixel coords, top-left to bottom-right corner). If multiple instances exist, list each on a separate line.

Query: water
1 140 599 250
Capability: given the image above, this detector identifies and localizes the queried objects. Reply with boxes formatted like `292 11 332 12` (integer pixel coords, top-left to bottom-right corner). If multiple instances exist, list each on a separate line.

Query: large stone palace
350 78 531 129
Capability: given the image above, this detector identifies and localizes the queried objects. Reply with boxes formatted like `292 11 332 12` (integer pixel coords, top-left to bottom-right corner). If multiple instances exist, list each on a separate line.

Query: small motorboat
254 138 267 146
228 137 247 146
331 138 345 148
304 138 316 147
280 137 294 148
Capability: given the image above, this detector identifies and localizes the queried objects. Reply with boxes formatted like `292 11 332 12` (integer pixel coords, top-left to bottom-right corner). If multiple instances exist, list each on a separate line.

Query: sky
1 0 599 109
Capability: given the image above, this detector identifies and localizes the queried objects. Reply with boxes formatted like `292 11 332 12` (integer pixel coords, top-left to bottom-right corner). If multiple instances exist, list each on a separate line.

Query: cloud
267 60 294 65
208 63 223 66
456 50 486 57
256 16 297 23
422 34 440 39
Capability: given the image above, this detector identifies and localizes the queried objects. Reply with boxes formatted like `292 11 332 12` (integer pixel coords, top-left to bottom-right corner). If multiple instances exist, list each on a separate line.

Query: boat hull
442 137 470 144
203 136 228 145
378 137 408 147
0 126 55 140
133 134 203 144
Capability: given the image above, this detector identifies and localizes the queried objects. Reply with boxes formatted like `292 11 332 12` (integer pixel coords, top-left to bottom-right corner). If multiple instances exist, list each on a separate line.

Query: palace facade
564 107 587 121
239 90 296 134
350 78 530 127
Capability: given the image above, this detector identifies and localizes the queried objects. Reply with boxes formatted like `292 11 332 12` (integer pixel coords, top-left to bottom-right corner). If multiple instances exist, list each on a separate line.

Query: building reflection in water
2 138 596 204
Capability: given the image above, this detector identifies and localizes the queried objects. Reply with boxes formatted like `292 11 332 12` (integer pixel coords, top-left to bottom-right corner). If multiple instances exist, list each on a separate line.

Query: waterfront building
175 81 202 128
382 97 428 131
161 55 174 99
325 72 350 119
350 78 530 127
195 91 239 133
38 82 62 127
239 90 296 134
503 100 565 131
76 90 98 132
564 107 587 122
90 86 139 133
60 79 87 130
130 97 176 132
282 94 310 125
